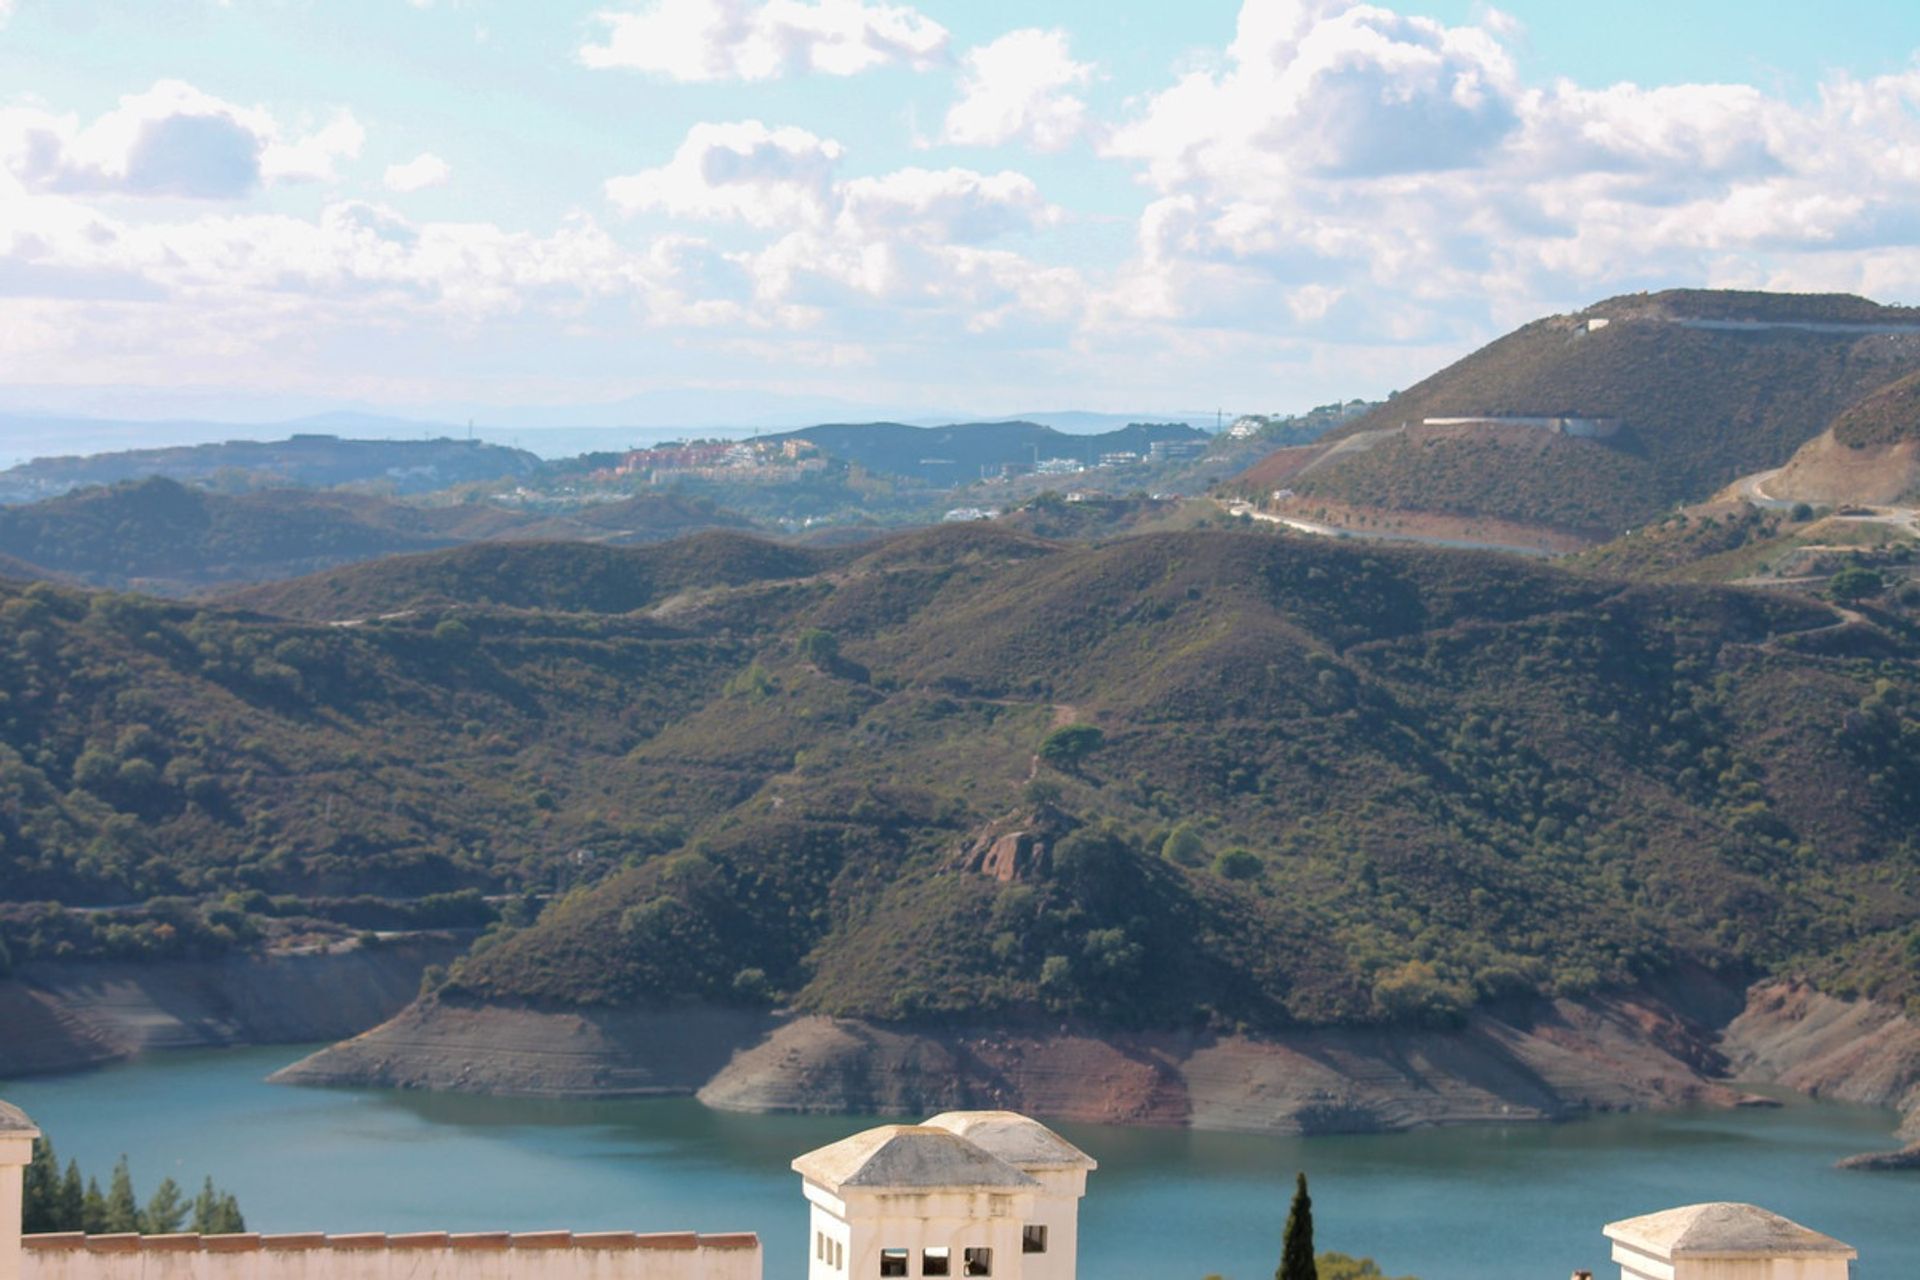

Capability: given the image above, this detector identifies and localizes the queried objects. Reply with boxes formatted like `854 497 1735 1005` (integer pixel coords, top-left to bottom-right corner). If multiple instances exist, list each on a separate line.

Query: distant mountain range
0 400 1218 467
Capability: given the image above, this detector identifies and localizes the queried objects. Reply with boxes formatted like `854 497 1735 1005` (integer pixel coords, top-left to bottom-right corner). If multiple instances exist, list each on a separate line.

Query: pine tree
190 1179 218 1236
21 1138 59 1234
208 1193 245 1235
103 1157 140 1234
59 1161 85 1233
142 1178 188 1235
1277 1171 1317 1280
82 1177 107 1234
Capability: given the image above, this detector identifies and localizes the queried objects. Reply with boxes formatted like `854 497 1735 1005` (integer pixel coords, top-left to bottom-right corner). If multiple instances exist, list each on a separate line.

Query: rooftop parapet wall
22 1232 760 1280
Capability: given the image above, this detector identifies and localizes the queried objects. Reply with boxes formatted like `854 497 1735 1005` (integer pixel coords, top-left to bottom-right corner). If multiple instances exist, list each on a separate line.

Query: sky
2 0 1920 429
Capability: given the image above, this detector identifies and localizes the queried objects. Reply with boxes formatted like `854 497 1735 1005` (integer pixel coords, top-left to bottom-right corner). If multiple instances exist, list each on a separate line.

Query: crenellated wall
21 1231 760 1280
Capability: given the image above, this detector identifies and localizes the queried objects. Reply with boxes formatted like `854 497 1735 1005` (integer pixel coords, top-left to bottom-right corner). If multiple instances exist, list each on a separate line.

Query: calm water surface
3 1048 1915 1280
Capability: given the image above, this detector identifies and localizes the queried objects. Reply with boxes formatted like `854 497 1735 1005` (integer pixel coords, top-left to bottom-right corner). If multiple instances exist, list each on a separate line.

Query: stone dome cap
1604 1203 1857 1260
0 1101 39 1136
792 1125 1040 1193
922 1111 1098 1172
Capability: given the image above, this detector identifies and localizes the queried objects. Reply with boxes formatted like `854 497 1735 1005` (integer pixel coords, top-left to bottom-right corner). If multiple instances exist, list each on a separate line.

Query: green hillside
0 477 756 594
1831 370 1920 448
1242 290 1920 535
8 526 1918 1029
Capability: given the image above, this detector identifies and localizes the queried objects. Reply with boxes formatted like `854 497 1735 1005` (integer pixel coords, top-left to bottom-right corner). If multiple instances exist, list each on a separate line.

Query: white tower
0 1102 40 1280
1604 1203 1856 1280
792 1114 1093 1280
921 1113 1095 1280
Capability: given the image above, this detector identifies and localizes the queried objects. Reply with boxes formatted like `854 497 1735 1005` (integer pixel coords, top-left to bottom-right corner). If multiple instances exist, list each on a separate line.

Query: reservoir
3 1048 1914 1280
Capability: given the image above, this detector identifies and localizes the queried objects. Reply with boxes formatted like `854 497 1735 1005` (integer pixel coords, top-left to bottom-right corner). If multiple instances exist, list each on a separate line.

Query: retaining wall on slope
22 1231 760 1280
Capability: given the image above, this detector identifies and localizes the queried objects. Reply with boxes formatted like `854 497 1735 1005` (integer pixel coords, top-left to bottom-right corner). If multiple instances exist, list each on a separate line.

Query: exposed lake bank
6 951 1917 1162
2 1046 1916 1280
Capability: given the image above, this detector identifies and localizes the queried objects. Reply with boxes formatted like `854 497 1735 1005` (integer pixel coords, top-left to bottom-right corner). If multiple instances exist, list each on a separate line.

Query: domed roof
792 1125 1039 1193
922 1111 1097 1172
1604 1203 1856 1260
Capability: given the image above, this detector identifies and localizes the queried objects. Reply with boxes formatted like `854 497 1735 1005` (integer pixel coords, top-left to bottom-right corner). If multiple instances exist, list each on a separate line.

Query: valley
5 289 1920 1169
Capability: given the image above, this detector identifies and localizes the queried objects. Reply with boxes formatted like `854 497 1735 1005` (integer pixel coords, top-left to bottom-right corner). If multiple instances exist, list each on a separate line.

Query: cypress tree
82 1177 107 1234
59 1161 85 1233
103 1157 140 1234
1277 1171 1317 1280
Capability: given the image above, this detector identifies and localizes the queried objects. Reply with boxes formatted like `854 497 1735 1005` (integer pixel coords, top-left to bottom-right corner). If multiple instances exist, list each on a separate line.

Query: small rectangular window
836 1242 844 1271
923 1248 950 1277
1022 1226 1047 1255
817 1232 825 1261
963 1248 992 1277
881 1249 909 1277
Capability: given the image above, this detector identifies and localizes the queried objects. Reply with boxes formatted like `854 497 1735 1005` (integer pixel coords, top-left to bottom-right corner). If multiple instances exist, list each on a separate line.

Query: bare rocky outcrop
1717 979 1920 1153
0 936 466 1078
271 999 786 1096
951 806 1077 883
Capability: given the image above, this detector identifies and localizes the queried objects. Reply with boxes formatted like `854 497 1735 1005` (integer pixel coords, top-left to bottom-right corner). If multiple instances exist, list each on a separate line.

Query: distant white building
792 1113 1095 1280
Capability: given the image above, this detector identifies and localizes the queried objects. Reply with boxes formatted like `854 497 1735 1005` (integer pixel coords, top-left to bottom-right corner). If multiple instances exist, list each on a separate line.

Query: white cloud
0 80 361 199
384 151 452 192
940 29 1094 153
581 0 948 82
1092 0 1920 349
605 120 843 227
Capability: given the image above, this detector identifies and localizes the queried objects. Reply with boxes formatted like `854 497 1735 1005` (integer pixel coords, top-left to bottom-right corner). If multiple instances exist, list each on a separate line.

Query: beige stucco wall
1614 1243 1853 1280
3 1133 38 1280
805 1187 1035 1280
21 1232 759 1280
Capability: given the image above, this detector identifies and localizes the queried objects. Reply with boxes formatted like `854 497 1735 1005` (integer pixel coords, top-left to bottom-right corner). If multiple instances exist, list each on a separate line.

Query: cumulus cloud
384 151 452 192
1094 0 1920 347
605 120 844 227
602 119 1072 333
940 29 1095 153
0 80 361 199
581 0 948 82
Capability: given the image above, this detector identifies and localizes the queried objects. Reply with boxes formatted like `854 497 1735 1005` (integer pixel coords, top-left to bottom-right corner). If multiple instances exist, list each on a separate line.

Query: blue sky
2 0 1919 428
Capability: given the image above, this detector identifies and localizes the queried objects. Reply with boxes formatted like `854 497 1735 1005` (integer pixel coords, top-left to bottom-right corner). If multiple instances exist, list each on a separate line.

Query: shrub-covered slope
1239 290 1920 534
0 477 756 594
6 526 1920 1029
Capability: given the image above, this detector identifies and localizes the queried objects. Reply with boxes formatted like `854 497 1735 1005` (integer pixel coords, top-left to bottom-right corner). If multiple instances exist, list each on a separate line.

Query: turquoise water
3 1048 1915 1280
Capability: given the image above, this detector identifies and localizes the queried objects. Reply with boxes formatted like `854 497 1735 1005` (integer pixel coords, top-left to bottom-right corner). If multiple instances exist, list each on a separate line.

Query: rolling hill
0 477 757 593
0 433 541 502
1234 290 1920 539
5 525 1917 1049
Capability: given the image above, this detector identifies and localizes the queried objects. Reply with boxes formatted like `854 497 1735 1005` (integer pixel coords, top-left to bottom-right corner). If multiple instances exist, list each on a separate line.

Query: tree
22 1138 59 1233
207 1194 245 1235
1213 848 1262 881
59 1161 84 1233
142 1177 188 1235
1830 565 1884 603
795 628 840 666
1278 1172 1316 1280
82 1178 107 1234
1037 725 1103 768
103 1157 140 1233
1161 823 1205 866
